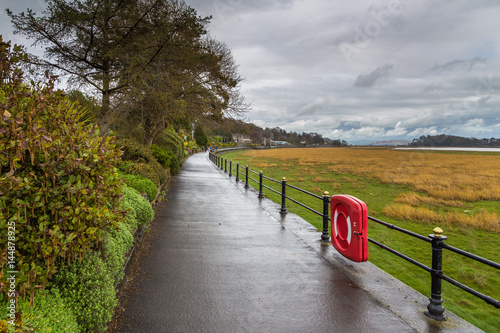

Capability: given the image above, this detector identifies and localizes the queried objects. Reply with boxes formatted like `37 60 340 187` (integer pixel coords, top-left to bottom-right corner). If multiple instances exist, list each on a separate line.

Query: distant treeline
409 134 500 147
205 118 348 146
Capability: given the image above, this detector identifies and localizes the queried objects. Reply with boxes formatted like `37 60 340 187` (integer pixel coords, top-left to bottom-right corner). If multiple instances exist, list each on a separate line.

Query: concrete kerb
207 154 483 333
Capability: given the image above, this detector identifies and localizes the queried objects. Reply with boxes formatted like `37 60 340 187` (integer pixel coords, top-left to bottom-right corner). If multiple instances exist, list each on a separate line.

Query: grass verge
222 148 500 332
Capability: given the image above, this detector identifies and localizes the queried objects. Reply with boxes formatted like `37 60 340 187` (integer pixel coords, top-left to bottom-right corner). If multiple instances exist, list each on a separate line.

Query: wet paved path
115 153 478 333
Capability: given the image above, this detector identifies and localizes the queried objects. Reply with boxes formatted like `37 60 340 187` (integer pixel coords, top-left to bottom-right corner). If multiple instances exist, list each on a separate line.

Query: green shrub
194 125 208 147
153 128 185 162
0 37 124 301
120 197 139 233
118 161 136 174
122 185 154 228
150 145 181 176
150 144 173 169
117 138 169 185
0 288 79 332
101 222 134 284
122 173 157 202
170 154 181 175
129 162 160 187
54 251 116 333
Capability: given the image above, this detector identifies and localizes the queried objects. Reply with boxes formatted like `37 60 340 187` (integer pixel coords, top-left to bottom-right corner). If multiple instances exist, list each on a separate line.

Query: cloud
353 64 394 88
5 0 500 143
386 121 407 136
407 126 439 138
430 57 488 73
464 118 484 127
297 97 328 116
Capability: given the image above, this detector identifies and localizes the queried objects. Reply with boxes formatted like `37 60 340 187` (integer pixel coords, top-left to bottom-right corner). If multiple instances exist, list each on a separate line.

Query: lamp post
191 120 197 141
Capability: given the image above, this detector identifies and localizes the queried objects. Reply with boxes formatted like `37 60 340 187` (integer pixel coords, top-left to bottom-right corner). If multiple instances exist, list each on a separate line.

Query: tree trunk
143 115 154 146
99 70 111 136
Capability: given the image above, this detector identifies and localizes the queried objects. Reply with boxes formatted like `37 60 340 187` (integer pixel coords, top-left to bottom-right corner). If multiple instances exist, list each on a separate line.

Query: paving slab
114 152 482 333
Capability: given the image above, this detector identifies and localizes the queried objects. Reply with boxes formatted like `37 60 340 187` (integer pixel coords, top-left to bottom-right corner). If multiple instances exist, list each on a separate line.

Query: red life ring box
330 195 368 262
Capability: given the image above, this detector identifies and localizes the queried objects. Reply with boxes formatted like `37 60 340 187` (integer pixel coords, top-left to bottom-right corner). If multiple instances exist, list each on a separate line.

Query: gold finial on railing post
433 227 443 238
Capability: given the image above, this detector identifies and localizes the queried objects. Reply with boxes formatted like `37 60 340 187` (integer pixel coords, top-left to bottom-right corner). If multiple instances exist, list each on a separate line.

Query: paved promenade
114 152 481 333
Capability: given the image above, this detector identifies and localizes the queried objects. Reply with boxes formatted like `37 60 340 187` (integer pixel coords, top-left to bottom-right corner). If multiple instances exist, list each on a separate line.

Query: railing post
224 158 227 173
236 163 240 182
280 177 287 214
221 157 224 170
229 161 232 177
426 227 447 321
321 191 330 242
245 166 249 189
258 171 264 198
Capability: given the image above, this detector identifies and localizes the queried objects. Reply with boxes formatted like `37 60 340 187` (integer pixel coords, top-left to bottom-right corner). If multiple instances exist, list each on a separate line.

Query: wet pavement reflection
117 153 420 332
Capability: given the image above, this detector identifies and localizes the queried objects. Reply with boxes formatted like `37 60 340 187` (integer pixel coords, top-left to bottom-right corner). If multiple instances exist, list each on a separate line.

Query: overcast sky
3 0 500 143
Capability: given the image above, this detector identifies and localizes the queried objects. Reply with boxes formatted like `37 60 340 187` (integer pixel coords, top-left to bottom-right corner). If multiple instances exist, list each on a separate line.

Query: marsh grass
222 148 500 332
230 148 499 232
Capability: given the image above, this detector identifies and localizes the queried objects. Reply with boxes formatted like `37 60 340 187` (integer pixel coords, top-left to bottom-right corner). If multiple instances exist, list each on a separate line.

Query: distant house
232 134 252 146
271 140 289 146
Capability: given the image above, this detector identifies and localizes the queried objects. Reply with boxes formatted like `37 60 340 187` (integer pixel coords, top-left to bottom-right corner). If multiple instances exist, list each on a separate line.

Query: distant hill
409 134 500 147
202 117 347 146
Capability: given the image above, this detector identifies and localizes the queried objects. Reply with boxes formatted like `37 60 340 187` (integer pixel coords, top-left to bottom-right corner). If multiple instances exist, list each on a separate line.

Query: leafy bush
153 128 185 162
120 196 139 233
0 288 79 332
170 154 181 175
0 37 124 300
150 144 172 168
99 184 149 284
117 138 169 185
121 173 157 202
54 251 117 333
150 145 181 175
122 185 154 228
101 222 134 284
118 161 136 174
194 125 208 147
129 162 160 187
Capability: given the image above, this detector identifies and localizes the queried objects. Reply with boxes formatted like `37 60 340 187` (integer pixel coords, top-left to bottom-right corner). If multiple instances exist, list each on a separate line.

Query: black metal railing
208 151 500 320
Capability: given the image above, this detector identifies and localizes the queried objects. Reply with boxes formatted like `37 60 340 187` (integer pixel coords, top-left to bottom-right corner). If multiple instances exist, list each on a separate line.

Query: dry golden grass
395 192 465 207
241 148 500 201
255 162 277 168
240 148 500 232
383 204 499 232
311 177 330 183
308 186 323 194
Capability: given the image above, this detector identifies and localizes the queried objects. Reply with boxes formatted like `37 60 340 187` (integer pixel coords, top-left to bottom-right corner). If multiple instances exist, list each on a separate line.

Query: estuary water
394 147 500 152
